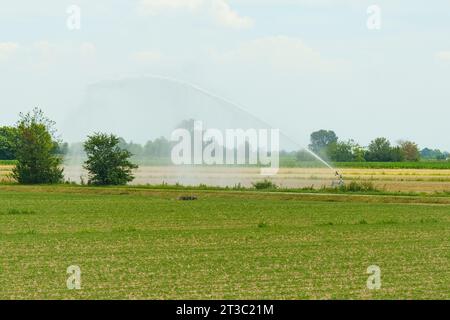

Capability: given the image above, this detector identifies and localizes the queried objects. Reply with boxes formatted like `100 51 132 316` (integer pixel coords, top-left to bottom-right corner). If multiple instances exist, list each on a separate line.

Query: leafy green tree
351 142 366 162
421 148 436 159
390 146 405 162
118 138 144 157
83 133 138 185
309 130 338 155
52 141 69 156
12 108 64 184
327 141 354 162
421 148 448 160
0 126 18 160
365 137 393 162
144 137 172 158
399 140 420 161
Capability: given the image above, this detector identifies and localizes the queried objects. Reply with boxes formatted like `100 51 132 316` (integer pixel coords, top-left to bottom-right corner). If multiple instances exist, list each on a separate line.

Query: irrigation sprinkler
335 171 345 187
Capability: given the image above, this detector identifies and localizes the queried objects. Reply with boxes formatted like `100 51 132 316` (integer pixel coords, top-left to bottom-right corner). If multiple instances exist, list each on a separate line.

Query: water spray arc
137 74 343 184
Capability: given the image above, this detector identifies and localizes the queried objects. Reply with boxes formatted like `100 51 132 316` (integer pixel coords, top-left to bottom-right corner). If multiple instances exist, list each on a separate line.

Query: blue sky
1 0 449 149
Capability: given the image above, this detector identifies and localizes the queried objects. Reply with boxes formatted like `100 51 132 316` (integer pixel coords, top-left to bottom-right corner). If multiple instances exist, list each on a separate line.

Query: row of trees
307 129 448 162
2 108 137 185
118 137 172 158
108 126 449 164
420 148 449 160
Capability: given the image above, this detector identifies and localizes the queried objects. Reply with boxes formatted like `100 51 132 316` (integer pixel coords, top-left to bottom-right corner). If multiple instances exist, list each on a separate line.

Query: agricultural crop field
0 185 449 299
4 164 450 193
64 165 450 193
0 164 13 183
278 157 450 170
334 161 450 170
0 161 16 166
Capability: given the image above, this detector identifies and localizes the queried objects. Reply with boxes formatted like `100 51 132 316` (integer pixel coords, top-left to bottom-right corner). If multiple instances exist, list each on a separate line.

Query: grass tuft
257 222 268 228
5 208 36 215
252 179 278 190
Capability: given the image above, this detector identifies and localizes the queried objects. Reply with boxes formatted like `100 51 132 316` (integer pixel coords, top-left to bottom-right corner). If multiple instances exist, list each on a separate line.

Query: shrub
257 222 268 228
339 181 377 192
252 179 278 190
83 133 138 185
12 108 64 184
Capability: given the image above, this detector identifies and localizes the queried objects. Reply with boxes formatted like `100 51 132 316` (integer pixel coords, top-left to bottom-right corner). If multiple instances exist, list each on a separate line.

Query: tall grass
251 179 278 190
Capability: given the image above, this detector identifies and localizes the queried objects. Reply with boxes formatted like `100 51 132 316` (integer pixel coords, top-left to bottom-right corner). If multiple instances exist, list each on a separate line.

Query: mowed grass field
0 185 449 299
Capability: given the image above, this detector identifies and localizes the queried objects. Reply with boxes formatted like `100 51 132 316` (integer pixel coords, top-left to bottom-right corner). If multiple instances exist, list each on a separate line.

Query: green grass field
3 158 450 169
277 155 450 169
284 159 450 169
0 185 448 299
0 160 16 165
334 161 450 170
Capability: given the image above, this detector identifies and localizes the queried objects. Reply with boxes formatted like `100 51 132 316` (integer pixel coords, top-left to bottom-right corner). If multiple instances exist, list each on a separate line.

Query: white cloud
229 0 368 7
138 0 253 29
212 36 339 72
138 0 202 13
0 42 19 61
210 0 253 29
436 51 450 62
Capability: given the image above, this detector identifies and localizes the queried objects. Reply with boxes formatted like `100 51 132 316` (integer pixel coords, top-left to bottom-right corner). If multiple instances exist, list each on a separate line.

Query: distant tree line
3 125 449 164
0 127 172 161
303 129 449 162
117 137 172 158
420 148 449 160
91 128 450 164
